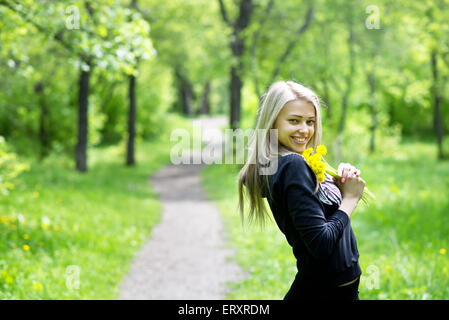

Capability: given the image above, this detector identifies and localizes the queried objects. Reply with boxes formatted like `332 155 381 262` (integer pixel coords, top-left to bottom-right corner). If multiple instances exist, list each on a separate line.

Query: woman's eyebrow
289 114 315 119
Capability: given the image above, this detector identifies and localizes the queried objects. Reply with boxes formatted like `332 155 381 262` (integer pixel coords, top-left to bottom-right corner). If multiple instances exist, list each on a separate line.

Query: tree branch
250 0 274 97
218 0 231 26
0 0 78 55
234 0 253 31
268 4 314 84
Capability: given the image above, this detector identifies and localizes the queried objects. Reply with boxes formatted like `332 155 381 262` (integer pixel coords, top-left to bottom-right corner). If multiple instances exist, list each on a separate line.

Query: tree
0 0 153 170
218 0 254 129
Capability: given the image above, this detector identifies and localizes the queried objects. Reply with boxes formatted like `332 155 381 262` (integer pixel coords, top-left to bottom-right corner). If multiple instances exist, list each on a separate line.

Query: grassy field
0 139 174 299
201 140 449 300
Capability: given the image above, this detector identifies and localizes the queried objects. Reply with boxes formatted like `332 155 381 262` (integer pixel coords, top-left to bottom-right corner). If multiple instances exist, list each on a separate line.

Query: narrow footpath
119 116 247 299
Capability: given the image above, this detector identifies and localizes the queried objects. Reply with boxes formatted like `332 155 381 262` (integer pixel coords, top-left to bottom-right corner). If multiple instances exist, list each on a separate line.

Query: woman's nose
297 122 308 133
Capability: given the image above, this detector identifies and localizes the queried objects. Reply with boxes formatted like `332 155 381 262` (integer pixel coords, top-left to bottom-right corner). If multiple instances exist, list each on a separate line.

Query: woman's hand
337 162 360 182
333 163 365 201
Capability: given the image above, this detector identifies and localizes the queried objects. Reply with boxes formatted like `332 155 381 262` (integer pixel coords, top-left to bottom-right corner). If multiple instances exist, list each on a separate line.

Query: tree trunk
76 69 90 172
219 0 254 130
229 28 245 130
127 74 137 166
198 81 211 115
431 50 444 159
230 63 242 129
175 67 193 116
333 4 354 163
322 78 331 120
322 22 331 120
367 71 377 153
35 82 50 160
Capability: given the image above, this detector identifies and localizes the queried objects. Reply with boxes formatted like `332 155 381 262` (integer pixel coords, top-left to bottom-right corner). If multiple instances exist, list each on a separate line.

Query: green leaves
0 137 30 196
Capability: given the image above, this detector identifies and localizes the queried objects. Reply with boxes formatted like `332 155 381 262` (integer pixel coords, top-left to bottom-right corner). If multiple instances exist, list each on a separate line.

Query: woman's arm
281 155 350 259
338 197 359 218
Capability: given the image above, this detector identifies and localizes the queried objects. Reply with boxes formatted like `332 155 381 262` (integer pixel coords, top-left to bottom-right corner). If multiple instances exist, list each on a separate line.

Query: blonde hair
238 80 323 227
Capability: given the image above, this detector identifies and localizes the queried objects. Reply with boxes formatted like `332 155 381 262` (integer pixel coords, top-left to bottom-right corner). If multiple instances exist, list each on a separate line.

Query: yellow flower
303 147 327 183
316 145 327 155
302 148 313 160
306 144 376 204
440 248 446 255
23 234 30 240
53 225 60 231
23 244 30 251
386 265 392 271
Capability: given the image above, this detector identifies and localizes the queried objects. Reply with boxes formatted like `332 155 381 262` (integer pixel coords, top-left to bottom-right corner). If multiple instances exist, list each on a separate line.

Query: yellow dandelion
53 225 60 231
386 265 392 271
23 234 30 240
11 225 17 230
304 150 327 184
302 148 313 159
317 173 325 183
316 145 327 155
33 191 39 198
440 248 446 255
23 244 30 251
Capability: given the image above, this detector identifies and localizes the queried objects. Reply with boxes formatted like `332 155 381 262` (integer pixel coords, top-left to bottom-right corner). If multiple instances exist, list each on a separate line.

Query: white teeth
293 137 307 143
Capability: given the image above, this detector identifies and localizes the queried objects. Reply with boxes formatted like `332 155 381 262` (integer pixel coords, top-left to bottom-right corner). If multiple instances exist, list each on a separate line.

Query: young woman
238 80 366 300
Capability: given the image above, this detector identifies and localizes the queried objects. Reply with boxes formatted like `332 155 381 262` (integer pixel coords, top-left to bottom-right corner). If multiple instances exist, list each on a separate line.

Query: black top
263 153 362 288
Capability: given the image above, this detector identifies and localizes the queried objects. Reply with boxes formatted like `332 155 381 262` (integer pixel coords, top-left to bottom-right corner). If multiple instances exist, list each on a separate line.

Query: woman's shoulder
269 152 317 195
273 152 314 180
277 152 309 170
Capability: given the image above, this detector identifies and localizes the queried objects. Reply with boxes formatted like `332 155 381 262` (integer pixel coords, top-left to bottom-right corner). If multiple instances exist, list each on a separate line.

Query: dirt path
119 116 247 299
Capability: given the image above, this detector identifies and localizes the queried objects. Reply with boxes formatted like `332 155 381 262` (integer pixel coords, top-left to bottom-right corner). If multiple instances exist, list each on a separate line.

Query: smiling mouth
292 136 308 145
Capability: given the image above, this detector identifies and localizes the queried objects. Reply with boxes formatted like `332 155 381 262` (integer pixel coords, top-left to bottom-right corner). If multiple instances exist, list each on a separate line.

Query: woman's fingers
337 163 344 177
338 163 361 183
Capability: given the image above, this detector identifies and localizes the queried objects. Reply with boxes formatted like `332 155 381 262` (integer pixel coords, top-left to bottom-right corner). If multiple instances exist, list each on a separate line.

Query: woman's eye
307 120 315 125
288 119 298 124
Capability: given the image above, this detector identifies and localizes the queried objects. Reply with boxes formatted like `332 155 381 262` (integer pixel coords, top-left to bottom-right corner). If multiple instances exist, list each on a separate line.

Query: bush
0 136 29 196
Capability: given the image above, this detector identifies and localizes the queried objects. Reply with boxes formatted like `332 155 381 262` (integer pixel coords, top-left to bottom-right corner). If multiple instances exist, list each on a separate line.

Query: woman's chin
290 144 306 154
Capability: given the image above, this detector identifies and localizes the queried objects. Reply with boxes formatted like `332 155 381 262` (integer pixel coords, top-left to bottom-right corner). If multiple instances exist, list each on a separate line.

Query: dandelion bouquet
302 145 375 204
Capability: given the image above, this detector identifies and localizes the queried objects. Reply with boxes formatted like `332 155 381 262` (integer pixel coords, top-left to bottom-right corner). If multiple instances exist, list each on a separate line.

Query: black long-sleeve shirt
264 153 362 288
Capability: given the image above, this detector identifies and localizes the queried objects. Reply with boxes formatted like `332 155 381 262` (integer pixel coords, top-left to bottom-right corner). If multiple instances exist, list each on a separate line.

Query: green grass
201 140 449 300
0 140 174 299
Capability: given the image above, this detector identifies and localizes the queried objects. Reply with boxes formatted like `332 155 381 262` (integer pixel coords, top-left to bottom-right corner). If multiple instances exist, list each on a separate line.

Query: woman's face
273 99 316 154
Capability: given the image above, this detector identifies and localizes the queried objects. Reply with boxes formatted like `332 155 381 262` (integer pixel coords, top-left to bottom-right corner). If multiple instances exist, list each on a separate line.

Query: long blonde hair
238 80 323 227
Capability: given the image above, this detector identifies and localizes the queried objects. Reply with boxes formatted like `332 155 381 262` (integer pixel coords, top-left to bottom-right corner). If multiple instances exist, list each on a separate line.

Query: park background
1 0 449 299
